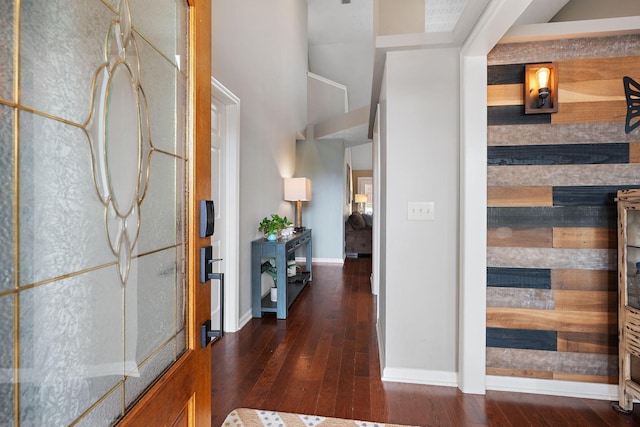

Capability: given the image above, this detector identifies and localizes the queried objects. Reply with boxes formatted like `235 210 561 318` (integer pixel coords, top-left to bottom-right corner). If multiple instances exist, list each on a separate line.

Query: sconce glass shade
524 63 558 114
536 67 550 89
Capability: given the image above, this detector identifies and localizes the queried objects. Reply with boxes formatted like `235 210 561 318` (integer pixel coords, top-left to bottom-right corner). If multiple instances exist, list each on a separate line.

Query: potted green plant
258 214 292 241
261 258 278 301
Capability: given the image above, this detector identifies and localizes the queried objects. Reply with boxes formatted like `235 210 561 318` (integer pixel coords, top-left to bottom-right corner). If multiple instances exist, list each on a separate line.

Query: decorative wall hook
623 76 640 134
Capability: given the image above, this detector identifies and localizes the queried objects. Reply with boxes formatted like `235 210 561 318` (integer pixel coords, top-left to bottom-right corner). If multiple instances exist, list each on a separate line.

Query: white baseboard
295 257 344 264
486 375 618 401
382 367 458 388
377 321 385 374
238 310 253 330
380 371 618 401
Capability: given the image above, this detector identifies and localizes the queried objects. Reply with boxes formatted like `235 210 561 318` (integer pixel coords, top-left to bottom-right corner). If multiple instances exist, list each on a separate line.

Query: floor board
210 258 637 426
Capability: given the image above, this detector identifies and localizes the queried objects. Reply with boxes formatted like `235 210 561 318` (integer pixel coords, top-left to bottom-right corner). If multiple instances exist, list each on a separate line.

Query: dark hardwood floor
210 258 638 426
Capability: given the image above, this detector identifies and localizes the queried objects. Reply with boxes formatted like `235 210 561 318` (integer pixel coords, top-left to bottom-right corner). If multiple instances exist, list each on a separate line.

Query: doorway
211 78 241 332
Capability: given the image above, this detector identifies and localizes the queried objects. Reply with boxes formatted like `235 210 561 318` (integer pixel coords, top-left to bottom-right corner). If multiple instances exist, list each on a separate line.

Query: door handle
201 271 224 348
200 246 225 347
200 246 223 283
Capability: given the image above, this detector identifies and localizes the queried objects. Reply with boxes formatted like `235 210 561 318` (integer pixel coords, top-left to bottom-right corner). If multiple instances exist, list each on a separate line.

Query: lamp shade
284 177 312 201
354 194 368 203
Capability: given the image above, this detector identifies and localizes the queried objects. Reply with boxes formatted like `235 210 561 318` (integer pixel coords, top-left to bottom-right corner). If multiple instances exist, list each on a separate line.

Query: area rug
222 408 419 427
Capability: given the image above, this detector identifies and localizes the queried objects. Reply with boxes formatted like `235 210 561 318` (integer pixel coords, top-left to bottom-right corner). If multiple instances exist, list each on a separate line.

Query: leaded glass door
0 0 212 425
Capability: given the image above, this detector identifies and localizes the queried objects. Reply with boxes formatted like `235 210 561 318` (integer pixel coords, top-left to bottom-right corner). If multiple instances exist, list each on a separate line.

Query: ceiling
304 0 578 147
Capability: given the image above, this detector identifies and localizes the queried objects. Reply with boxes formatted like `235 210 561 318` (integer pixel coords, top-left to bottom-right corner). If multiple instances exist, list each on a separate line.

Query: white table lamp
284 177 312 231
354 193 368 212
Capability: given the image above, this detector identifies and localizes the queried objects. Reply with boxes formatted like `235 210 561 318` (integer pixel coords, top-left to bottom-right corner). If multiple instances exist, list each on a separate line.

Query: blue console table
251 229 312 319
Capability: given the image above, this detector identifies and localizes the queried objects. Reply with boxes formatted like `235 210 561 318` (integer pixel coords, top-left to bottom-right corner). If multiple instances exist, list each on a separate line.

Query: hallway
210 258 635 426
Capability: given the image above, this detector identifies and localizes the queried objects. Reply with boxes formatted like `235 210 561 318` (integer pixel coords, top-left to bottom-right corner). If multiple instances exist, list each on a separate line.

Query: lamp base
294 226 306 232
295 200 304 230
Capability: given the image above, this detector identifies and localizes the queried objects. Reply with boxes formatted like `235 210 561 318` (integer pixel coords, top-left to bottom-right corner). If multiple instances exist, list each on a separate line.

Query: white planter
287 261 297 277
270 287 277 302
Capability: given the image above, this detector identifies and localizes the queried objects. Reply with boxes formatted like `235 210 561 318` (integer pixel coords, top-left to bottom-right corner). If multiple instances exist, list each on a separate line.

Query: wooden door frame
117 0 212 425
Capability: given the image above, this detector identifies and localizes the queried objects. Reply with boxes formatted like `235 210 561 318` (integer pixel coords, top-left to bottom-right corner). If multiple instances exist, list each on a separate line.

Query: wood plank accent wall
486 34 640 385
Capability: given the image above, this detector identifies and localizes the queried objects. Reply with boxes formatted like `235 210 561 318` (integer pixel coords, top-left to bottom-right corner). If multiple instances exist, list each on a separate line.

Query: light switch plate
408 202 434 220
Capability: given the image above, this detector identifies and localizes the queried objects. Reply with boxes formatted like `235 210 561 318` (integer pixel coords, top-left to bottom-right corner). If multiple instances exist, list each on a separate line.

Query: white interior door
210 98 226 332
212 78 240 332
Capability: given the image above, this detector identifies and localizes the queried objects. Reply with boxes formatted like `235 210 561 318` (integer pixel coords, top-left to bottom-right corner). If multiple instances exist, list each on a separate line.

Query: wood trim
552 227 616 249
486 307 615 334
486 347 615 378
552 100 626 124
486 367 553 379
189 0 212 424
487 227 552 248
118 0 212 425
551 269 616 291
115 355 197 425
630 142 640 163
489 122 636 146
487 186 552 207
557 331 616 355
487 83 522 106
554 290 617 312
558 56 640 82
559 80 624 103
488 164 640 186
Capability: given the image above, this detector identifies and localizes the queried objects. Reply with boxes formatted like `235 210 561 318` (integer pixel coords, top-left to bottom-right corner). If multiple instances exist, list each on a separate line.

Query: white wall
307 74 347 125
380 47 459 383
375 0 424 36
296 138 345 262
377 70 388 373
552 0 640 21
307 0 373 110
350 142 373 170
212 0 308 320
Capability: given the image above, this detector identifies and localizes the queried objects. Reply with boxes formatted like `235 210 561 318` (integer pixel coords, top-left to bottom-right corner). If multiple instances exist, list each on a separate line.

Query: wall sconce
524 63 558 114
284 177 312 231
354 193 368 213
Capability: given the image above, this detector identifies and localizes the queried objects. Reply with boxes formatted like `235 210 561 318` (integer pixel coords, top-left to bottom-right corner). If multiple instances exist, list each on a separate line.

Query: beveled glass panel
19 112 112 286
137 154 179 253
176 328 186 355
176 72 188 158
0 295 14 425
124 338 175 408
75 386 123 427
129 0 178 60
0 1 14 101
136 34 180 156
0 105 14 291
19 267 124 425
176 1 189 75
176 158 187 244
129 249 178 362
20 0 114 124
15 0 190 420
176 249 186 333
105 63 141 217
